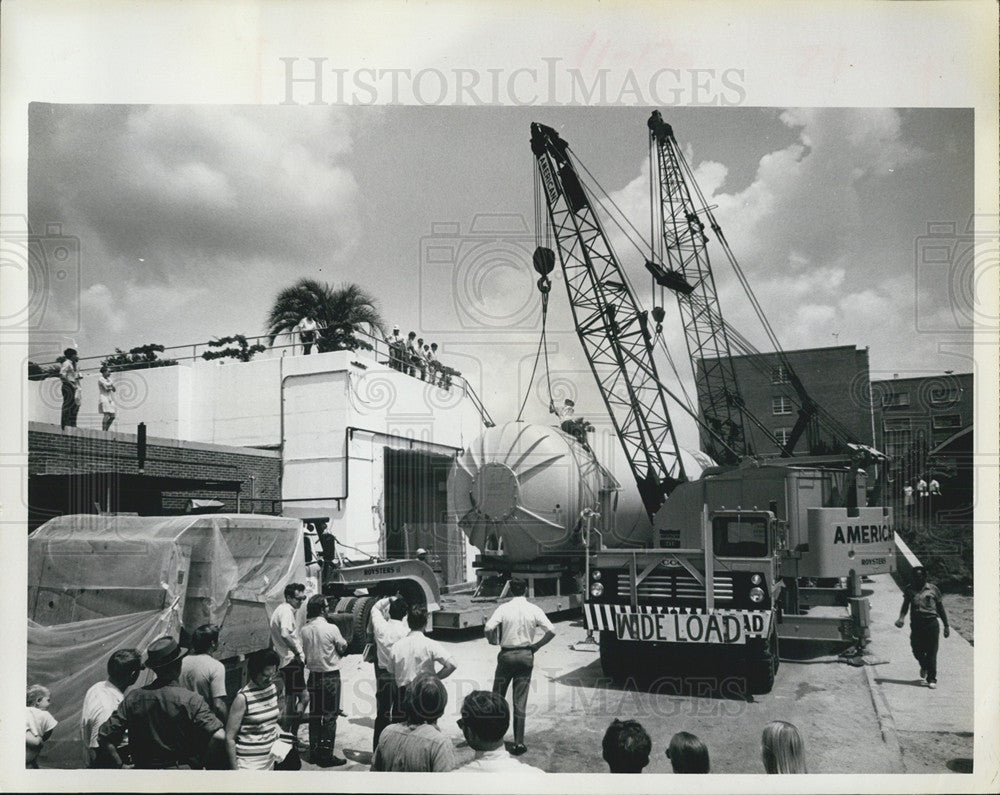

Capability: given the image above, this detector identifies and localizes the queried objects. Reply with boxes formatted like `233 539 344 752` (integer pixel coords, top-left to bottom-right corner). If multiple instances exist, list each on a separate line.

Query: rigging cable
517 167 557 422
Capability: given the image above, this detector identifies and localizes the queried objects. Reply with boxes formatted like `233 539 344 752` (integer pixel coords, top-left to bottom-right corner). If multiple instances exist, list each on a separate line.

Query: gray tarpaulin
27 513 306 768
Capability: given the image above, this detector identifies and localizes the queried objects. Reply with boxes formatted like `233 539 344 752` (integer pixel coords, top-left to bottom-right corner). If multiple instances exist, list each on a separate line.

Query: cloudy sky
28 104 973 448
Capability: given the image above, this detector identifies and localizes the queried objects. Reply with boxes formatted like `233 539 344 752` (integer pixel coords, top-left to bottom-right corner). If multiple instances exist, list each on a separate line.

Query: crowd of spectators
385 326 453 388
30 585 808 774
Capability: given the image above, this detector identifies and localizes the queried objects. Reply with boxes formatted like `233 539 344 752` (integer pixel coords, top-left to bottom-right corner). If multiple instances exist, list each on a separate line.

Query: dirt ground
943 594 974 645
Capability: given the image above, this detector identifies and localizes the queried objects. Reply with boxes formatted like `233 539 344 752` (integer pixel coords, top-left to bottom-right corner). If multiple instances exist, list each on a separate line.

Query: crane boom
647 111 755 464
530 122 686 519
649 112 835 458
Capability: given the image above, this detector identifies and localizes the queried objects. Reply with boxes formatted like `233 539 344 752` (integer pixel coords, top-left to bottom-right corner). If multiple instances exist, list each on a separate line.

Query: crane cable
517 169 557 423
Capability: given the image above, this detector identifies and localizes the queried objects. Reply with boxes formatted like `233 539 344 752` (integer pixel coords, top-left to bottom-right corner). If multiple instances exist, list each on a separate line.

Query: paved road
301 578 954 775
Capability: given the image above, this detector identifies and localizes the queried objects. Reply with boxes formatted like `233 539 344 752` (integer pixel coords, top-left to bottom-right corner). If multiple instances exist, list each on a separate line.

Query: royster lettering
832 524 894 544
362 565 400 576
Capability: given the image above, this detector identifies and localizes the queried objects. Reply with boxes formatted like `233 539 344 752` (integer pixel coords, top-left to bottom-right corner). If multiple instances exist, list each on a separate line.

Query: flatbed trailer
433 590 583 630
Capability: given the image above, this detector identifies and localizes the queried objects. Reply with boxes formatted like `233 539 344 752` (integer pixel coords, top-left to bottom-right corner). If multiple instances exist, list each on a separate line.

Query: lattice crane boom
647 111 758 464
530 122 686 520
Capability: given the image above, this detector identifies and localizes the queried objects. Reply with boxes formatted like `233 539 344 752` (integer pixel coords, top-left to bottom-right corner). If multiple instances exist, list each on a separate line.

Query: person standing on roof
405 332 419 377
895 565 950 689
295 316 320 355
483 578 556 757
370 595 410 751
387 325 405 371
59 347 82 430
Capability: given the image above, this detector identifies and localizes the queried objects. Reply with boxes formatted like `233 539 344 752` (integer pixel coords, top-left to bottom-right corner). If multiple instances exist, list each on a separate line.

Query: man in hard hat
415 548 428 563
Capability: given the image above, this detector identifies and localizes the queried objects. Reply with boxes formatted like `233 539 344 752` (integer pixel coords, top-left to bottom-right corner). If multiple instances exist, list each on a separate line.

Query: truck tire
328 597 356 646
599 631 630 684
748 624 779 694
347 596 377 656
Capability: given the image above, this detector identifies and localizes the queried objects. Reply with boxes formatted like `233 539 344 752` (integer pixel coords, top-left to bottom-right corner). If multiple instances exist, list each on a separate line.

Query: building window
771 365 790 385
772 396 793 415
882 392 910 409
883 429 911 456
931 414 962 430
883 418 910 432
930 388 961 406
774 427 792 447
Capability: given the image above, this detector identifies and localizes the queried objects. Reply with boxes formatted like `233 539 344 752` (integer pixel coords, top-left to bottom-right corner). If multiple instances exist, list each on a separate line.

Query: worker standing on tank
483 579 556 757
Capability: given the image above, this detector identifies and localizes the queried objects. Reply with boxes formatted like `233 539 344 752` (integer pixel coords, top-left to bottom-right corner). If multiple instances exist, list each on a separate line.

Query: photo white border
2 1 997 792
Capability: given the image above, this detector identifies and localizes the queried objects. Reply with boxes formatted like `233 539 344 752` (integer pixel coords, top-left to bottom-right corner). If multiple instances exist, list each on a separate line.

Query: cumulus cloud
31 105 359 273
29 104 360 356
603 109 931 362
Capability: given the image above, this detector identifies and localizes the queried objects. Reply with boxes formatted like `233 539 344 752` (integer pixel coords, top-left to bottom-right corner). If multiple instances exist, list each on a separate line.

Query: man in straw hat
98 635 225 769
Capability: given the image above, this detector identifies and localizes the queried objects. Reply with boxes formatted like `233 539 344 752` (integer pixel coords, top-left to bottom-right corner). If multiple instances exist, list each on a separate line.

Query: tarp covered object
27 514 306 768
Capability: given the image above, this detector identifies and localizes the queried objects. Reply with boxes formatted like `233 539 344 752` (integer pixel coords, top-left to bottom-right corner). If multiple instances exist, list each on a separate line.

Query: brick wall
702 345 873 457
29 422 281 516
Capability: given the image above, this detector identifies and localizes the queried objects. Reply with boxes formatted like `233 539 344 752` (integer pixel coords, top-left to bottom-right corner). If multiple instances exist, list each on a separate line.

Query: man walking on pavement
300 595 349 766
483 578 556 755
370 595 410 751
269 582 309 730
895 565 950 688
388 605 457 711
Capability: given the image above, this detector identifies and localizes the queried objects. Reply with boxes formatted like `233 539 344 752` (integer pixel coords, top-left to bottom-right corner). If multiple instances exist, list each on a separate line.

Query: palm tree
266 279 386 353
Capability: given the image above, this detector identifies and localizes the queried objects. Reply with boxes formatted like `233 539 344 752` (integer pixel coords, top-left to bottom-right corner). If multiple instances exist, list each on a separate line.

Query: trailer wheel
599 631 630 683
347 595 377 656
748 624 779 694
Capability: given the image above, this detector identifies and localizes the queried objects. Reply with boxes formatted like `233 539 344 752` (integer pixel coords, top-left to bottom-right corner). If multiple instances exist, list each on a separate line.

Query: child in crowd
26 684 58 768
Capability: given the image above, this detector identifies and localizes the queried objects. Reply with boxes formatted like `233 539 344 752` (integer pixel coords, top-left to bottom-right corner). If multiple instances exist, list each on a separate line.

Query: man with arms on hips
97 636 224 769
895 565 950 688
300 595 349 766
179 624 228 723
483 578 555 756
387 605 457 710
269 582 309 730
370 595 410 751
456 690 545 772
81 648 141 767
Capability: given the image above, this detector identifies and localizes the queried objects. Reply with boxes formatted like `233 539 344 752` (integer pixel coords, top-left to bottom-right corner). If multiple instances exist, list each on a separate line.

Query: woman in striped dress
226 649 281 770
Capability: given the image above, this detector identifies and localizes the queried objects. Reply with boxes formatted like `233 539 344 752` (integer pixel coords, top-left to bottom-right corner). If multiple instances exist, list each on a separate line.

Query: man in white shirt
300 595 348 766
179 624 227 722
269 582 308 730
295 316 320 355
456 691 545 773
80 648 141 767
371 595 410 751
388 606 457 709
483 578 555 756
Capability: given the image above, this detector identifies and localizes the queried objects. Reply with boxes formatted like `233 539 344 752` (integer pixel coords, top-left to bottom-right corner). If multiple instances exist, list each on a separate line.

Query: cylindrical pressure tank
448 421 622 563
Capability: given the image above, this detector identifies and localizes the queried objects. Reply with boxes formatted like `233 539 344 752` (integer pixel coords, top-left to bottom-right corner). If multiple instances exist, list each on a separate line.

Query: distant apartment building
699 345 873 459
871 373 974 517
871 372 974 458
